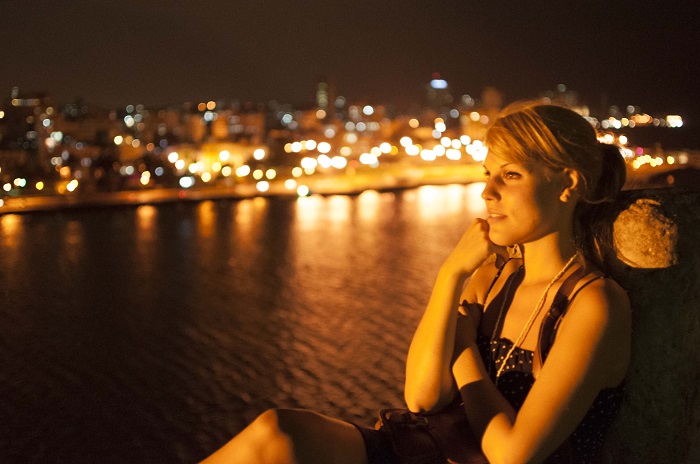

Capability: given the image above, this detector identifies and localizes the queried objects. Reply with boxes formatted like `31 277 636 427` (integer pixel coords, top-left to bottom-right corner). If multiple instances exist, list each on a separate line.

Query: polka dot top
476 334 625 463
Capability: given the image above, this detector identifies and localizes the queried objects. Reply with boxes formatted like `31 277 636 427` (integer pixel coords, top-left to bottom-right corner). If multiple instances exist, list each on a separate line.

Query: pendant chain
491 254 578 381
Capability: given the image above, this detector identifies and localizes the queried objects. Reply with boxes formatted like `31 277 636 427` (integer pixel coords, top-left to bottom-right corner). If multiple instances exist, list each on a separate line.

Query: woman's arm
404 219 503 412
452 278 631 464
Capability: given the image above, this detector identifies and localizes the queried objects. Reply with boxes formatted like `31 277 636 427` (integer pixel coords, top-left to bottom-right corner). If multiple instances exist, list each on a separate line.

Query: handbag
377 400 488 464
377 267 591 464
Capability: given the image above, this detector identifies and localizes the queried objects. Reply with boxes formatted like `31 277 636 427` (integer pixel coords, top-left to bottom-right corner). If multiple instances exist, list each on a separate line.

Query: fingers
444 218 510 276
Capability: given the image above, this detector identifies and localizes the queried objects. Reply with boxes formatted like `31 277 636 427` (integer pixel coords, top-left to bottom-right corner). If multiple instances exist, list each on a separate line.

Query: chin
488 232 513 248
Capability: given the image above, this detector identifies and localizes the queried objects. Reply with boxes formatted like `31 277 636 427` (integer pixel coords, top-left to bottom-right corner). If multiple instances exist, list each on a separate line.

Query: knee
250 408 288 439
252 408 307 437
231 409 296 463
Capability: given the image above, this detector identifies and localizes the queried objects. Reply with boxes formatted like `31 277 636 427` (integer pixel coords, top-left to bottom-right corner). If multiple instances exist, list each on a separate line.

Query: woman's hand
442 218 508 277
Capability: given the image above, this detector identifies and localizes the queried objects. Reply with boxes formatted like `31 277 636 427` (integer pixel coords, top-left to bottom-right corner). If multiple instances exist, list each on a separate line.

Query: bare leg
200 408 369 464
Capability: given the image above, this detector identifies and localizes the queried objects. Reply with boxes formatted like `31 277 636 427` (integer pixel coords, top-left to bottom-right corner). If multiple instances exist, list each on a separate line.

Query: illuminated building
460 87 503 141
0 87 54 176
426 72 453 109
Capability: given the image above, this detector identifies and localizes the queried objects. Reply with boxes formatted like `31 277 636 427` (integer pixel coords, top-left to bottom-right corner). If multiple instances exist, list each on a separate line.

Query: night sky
2 1 699 118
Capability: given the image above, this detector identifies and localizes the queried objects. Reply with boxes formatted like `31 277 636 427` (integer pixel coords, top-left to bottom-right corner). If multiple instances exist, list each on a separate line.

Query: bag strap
481 257 512 304
532 266 594 378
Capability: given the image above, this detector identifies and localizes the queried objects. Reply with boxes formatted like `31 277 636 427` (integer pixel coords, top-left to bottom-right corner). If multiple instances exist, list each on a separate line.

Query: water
0 183 487 463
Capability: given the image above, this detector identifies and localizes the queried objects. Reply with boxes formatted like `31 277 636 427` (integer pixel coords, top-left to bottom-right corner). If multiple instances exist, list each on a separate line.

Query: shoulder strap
481 257 512 304
532 267 596 378
459 256 512 309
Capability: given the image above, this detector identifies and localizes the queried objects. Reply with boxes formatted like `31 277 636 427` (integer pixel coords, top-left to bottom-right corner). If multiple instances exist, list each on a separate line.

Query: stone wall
601 188 700 463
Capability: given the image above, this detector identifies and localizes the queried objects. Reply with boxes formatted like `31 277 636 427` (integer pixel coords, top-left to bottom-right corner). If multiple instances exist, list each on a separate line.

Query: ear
559 169 581 202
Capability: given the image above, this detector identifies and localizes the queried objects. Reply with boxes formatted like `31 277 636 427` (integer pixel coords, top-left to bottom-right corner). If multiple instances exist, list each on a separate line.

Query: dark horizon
2 1 699 119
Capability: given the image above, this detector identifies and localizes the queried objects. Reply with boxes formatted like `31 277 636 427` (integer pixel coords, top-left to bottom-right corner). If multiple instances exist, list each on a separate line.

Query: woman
201 102 631 464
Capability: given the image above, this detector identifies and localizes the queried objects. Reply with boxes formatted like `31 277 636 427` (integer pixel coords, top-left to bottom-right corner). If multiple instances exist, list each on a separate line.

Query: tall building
426 73 453 109
316 78 336 118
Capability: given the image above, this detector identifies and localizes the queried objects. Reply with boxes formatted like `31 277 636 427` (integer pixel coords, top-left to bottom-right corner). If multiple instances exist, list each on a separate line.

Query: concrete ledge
601 188 700 463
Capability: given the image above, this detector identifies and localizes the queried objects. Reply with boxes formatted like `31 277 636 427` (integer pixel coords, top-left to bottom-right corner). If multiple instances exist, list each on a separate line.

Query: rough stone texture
613 199 679 269
600 188 700 463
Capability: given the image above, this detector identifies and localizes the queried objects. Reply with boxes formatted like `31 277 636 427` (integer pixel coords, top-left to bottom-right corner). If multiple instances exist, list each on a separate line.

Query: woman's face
481 152 570 246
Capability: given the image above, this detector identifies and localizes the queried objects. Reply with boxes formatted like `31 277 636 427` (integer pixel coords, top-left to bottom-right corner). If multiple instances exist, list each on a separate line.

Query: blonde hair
485 101 627 271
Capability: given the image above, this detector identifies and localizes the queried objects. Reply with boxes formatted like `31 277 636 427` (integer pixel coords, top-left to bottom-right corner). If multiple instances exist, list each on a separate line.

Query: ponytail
574 143 627 273
586 142 627 204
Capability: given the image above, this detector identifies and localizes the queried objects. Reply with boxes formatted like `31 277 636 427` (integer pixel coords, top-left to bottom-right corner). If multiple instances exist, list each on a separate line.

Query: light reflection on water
0 184 486 463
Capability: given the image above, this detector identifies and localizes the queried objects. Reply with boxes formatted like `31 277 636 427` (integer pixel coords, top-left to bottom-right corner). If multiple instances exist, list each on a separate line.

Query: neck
519 232 578 285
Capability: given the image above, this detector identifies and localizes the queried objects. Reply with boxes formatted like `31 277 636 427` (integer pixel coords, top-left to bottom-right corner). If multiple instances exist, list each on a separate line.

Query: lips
487 211 506 224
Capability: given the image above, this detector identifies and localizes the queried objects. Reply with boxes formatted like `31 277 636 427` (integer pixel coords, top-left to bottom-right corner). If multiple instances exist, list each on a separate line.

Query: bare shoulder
567 275 631 329
461 255 514 306
560 275 632 384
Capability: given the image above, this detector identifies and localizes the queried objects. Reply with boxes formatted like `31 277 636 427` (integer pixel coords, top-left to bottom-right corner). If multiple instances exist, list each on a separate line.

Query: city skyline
2 1 699 118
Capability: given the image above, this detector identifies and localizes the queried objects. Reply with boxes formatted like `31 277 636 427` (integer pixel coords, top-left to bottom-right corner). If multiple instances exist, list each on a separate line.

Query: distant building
0 87 55 177
461 87 504 141
426 73 453 110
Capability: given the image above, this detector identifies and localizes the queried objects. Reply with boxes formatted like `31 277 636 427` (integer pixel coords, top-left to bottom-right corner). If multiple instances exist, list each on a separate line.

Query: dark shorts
352 424 400 464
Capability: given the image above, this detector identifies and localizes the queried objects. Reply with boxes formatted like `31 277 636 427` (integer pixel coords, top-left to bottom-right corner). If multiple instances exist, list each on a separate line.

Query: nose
481 178 499 201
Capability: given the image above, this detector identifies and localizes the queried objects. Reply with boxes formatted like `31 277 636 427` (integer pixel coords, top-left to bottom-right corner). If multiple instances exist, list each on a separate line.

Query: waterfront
2 149 698 216
0 183 487 463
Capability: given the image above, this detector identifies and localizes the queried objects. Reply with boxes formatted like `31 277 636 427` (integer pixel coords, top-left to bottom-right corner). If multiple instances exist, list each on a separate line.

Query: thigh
202 408 369 464
276 409 369 464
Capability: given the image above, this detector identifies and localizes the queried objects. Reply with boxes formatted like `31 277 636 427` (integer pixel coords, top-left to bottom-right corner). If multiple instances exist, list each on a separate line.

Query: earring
560 193 570 202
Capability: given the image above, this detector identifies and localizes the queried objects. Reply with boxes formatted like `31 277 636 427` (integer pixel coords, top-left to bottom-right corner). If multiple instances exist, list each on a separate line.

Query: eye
504 171 521 179
483 169 490 179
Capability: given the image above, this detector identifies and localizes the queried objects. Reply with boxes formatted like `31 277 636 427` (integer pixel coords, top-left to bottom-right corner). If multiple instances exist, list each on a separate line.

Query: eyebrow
482 162 516 170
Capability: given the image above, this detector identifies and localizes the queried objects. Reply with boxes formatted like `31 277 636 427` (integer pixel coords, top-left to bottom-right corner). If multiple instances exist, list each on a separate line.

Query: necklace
491 254 578 381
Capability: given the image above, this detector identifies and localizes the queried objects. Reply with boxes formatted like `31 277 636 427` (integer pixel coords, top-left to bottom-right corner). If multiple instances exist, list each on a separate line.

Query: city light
406 145 420 156
430 78 448 89
666 115 683 128
331 156 347 169
179 176 195 188
318 155 332 168
446 149 461 160
236 165 251 177
301 157 318 170
420 150 436 161
0 82 692 210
